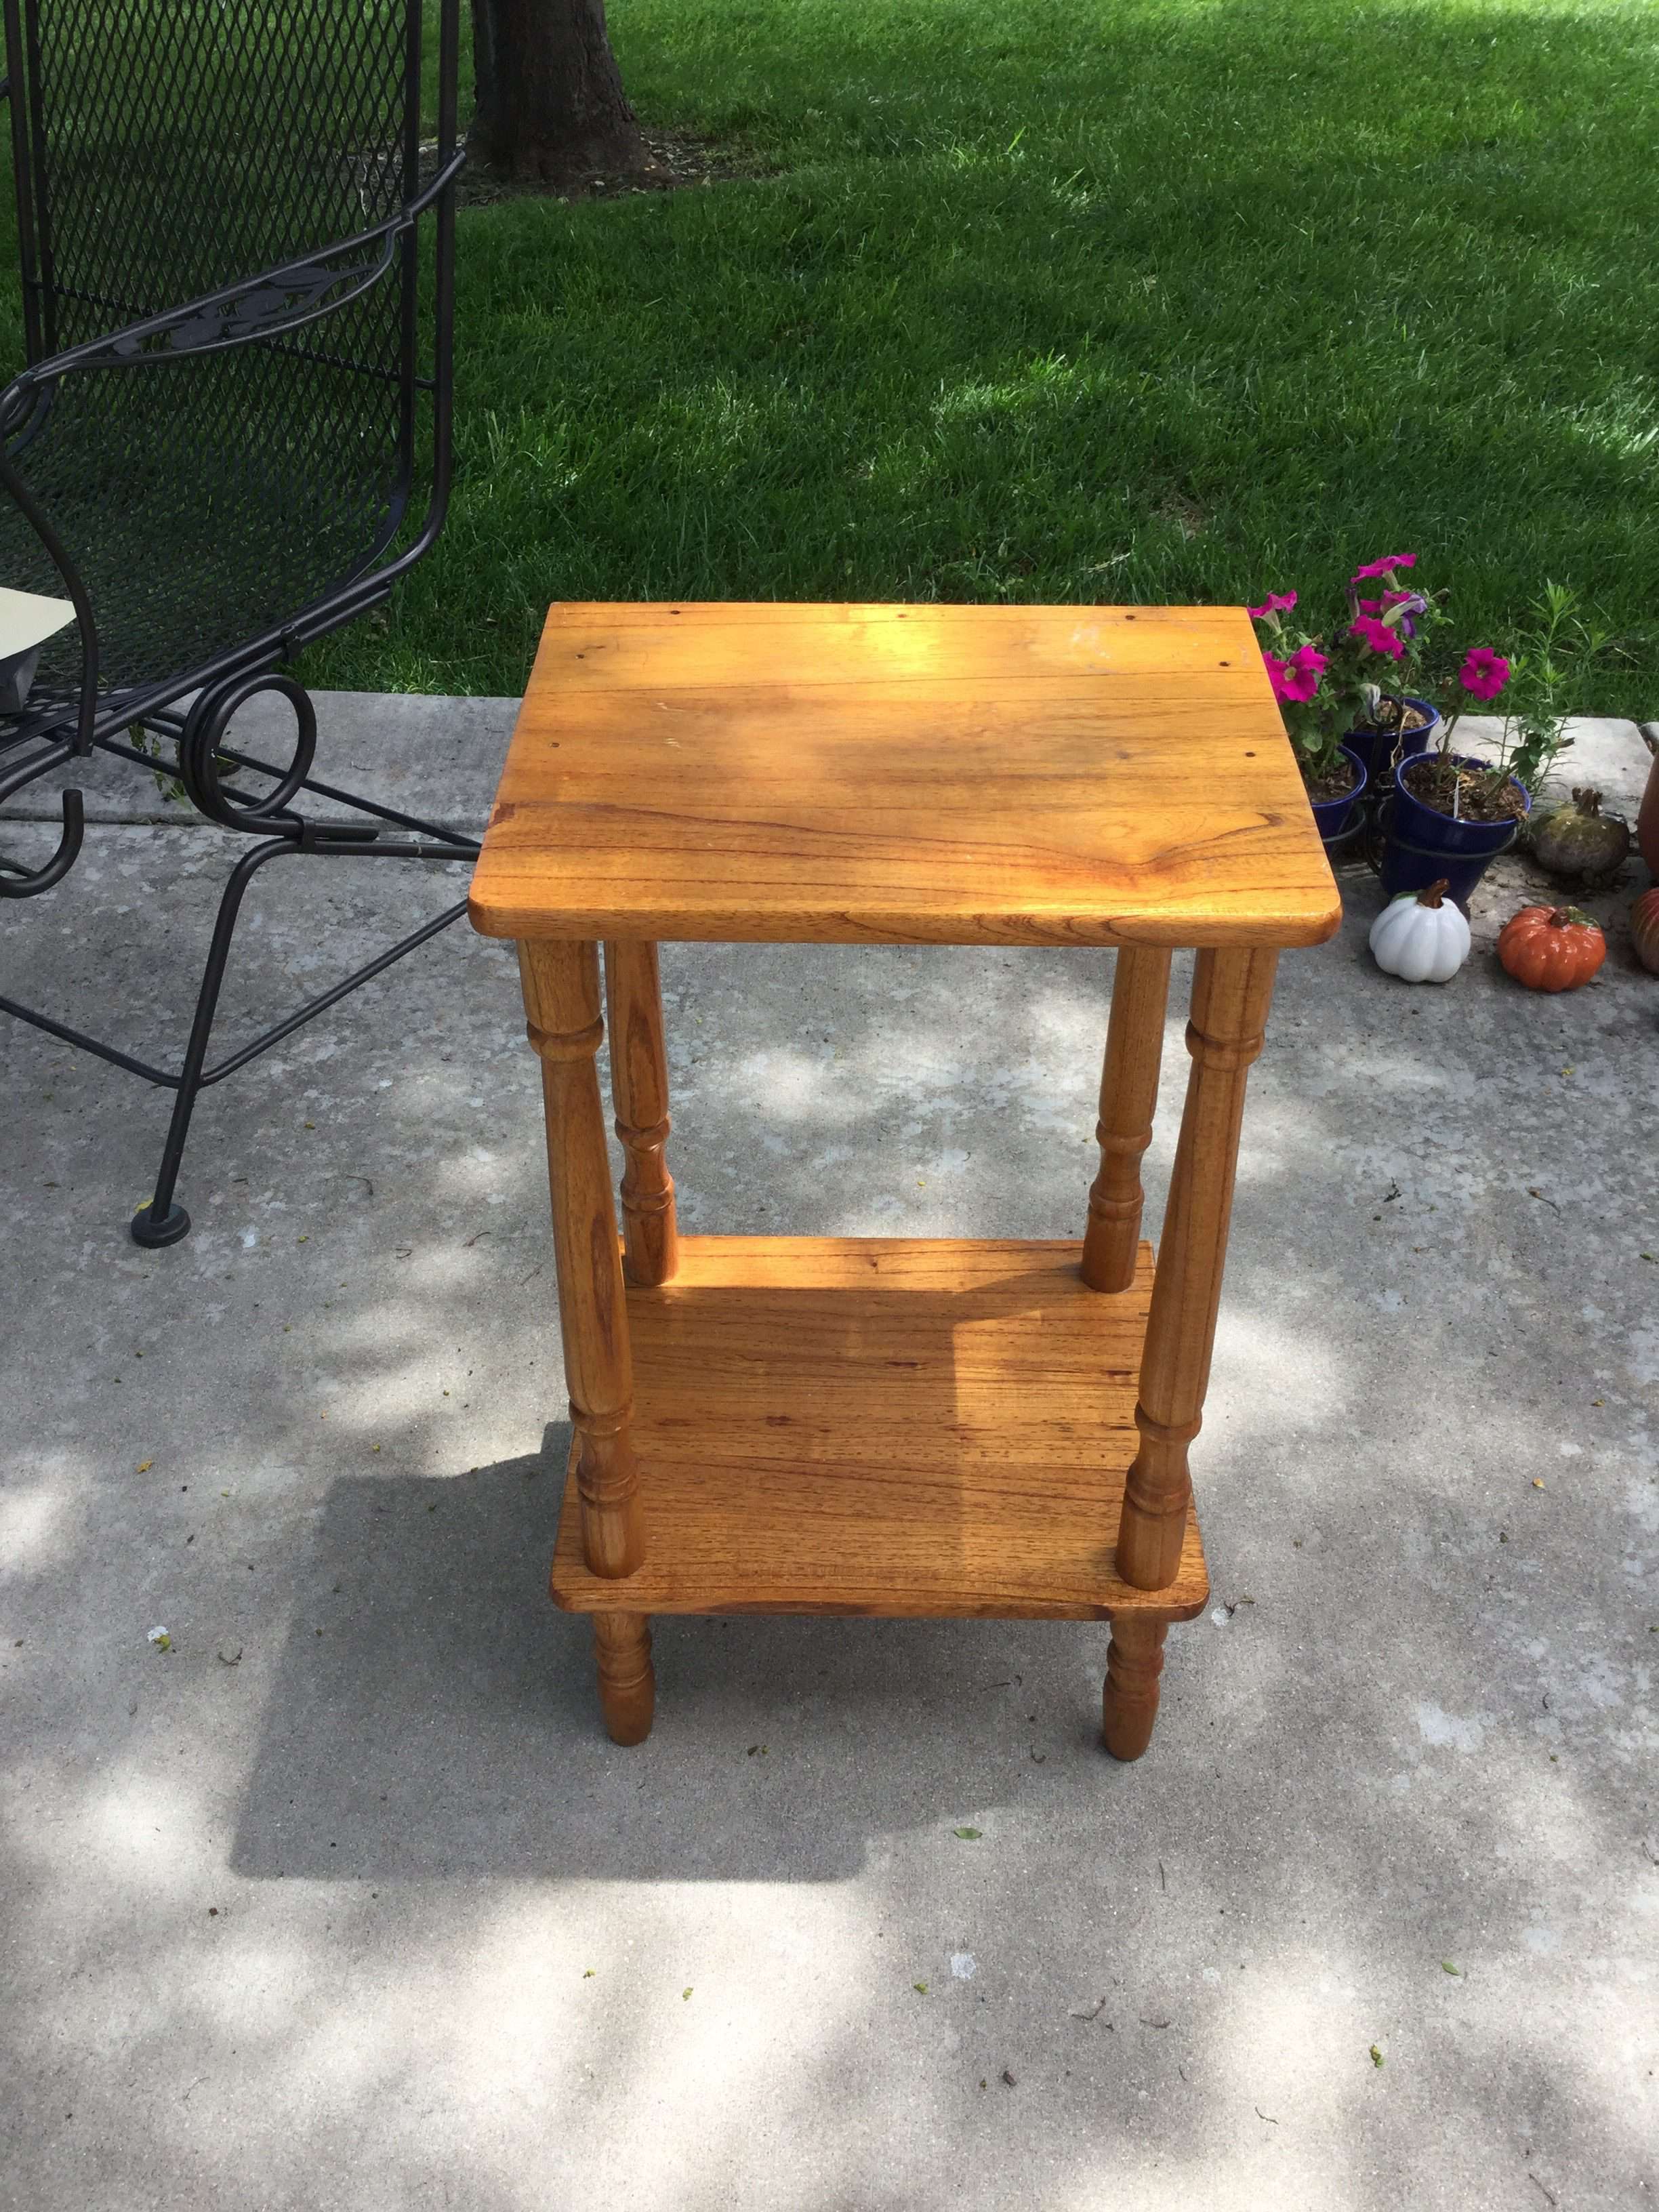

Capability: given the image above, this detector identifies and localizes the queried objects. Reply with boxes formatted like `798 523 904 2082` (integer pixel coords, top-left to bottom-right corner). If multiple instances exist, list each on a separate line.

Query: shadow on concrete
5 845 1658 2208
229 1423 1144 1886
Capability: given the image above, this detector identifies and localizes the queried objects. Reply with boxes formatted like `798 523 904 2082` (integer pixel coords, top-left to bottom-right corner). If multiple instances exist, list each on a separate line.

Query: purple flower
1357 592 1422 628
1380 588 1428 639
1248 590 1298 620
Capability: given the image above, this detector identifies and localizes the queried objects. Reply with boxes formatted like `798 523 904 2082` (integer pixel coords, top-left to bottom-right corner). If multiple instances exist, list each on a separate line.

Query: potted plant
1379 585 1609 905
1321 553 1444 781
1249 555 1449 844
1246 591 1364 842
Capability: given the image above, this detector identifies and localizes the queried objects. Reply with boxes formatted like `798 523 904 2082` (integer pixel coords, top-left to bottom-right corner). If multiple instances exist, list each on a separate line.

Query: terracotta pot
1639 743 1659 876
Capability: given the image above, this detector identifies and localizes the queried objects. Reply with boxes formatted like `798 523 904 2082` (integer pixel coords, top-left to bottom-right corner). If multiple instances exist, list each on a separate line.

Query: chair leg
593 1612 655 1744
1101 1617 1167 1761
131 838 287 1248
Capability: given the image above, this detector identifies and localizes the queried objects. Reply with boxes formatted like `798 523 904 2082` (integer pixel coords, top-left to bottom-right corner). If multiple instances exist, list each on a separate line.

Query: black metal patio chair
0 0 468 1245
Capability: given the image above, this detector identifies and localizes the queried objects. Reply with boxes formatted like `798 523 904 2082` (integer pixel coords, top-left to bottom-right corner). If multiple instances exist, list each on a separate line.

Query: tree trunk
469 0 651 186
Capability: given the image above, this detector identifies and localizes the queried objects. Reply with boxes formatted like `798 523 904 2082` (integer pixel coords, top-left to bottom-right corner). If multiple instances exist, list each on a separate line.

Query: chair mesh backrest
2 1 436 701
20 0 417 350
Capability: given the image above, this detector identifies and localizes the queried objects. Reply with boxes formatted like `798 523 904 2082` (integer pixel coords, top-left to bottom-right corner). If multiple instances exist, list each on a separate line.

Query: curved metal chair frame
0 0 470 1245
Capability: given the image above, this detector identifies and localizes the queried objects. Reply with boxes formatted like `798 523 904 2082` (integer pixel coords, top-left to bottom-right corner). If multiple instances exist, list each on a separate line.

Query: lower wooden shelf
550 1236 1208 1622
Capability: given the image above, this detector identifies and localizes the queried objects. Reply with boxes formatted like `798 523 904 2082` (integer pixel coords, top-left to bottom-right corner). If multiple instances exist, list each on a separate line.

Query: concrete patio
2 697 1656 2211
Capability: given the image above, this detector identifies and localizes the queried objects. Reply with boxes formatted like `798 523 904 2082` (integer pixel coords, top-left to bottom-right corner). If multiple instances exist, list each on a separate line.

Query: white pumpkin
1369 880 1471 983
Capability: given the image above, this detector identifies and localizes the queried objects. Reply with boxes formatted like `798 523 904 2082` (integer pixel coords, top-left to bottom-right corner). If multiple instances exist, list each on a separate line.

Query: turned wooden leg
593 1612 655 1744
519 939 644 1580
1116 947 1278 1590
603 940 679 1286
1082 945 1172 1293
1101 1617 1168 1760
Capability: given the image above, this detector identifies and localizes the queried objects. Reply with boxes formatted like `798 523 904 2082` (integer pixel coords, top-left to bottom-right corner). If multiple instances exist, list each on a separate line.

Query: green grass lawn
39 2 1659 707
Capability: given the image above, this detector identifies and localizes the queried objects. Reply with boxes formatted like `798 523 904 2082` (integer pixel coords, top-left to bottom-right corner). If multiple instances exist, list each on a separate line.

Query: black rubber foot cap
130 1201 190 1248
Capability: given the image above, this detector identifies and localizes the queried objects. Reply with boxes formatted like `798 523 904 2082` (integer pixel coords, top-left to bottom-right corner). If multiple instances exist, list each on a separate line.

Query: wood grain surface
470 602 1341 948
548 1235 1208 1621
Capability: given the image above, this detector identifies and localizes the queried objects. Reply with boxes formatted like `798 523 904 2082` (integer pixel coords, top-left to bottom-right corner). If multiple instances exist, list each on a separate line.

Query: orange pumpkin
1632 887 1659 976
1497 905 1605 992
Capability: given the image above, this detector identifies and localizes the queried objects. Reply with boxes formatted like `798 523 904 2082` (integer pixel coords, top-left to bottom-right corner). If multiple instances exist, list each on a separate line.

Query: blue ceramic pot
1344 695 1440 784
1307 743 1368 846
1380 751 1530 905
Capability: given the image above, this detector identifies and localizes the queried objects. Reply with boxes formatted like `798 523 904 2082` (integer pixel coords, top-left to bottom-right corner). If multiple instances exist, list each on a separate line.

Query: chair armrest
6 146 464 394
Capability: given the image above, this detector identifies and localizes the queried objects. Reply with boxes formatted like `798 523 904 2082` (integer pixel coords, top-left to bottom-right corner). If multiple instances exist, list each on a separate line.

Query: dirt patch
443 128 774 209
1151 490 1207 541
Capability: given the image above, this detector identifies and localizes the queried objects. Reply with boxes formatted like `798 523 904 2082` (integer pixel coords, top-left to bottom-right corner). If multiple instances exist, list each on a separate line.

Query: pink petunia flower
1283 644 1327 699
1459 647 1511 701
1351 554 1418 582
1263 644 1326 705
1349 614 1407 660
1248 590 1298 620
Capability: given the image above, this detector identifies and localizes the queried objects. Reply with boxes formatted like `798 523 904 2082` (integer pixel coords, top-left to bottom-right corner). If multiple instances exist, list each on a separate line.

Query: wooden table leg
593 1612 655 1744
1101 1618 1166 1761
603 940 680 1286
1082 946 1172 1293
1103 947 1276 1757
519 939 646 1584
1115 945 1277 1589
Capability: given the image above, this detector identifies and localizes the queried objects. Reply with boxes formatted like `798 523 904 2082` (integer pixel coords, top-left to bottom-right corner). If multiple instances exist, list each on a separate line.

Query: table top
467 602 1342 948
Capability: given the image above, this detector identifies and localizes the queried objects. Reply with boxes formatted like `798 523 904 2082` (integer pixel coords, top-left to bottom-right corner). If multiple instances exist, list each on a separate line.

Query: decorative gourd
1368 878 1471 983
1529 787 1631 884
1639 751 1659 875
1631 887 1659 975
1497 904 1606 993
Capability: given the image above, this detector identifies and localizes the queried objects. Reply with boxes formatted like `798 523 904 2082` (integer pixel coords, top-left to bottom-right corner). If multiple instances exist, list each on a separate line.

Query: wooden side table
469 603 1340 1758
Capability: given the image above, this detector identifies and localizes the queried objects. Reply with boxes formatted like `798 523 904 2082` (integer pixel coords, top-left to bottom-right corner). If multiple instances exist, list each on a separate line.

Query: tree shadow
5 853 1658 2205
230 1420 1153 1885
